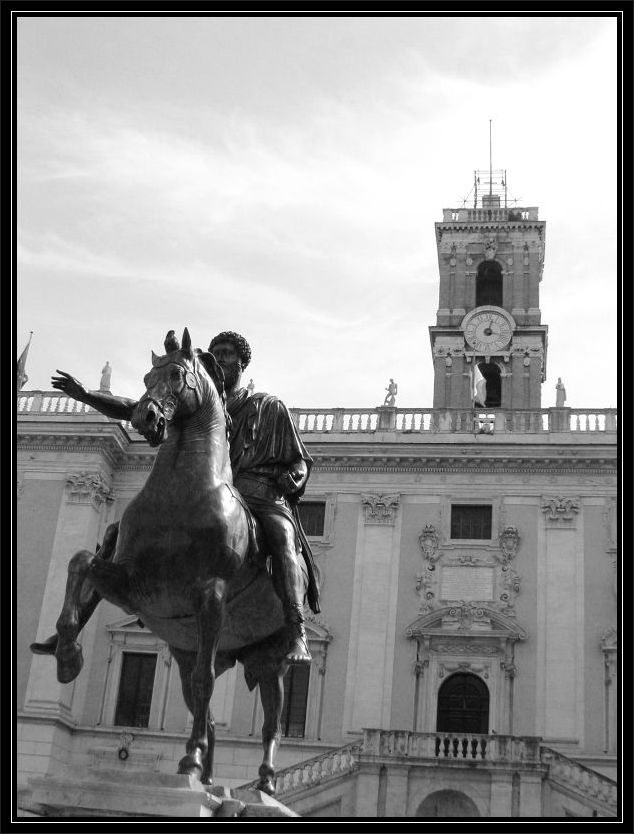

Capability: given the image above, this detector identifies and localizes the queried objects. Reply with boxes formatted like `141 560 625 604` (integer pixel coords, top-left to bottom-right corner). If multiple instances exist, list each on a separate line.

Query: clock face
464 310 513 352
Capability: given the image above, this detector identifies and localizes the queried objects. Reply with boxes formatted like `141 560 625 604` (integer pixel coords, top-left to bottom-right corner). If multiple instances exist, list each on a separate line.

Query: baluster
452 737 459 758
480 738 487 759
442 737 450 757
461 737 468 758
434 736 441 757
470 738 478 759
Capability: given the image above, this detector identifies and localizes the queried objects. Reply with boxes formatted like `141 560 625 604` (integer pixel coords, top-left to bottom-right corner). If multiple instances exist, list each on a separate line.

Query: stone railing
17 393 617 437
360 729 541 763
239 743 361 797
291 407 617 435
540 747 617 812
441 207 539 223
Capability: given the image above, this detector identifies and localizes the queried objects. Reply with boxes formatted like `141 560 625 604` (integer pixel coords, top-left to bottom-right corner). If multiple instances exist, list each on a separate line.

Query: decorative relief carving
415 523 522 616
418 524 440 563
498 526 520 562
433 641 500 656
600 627 617 652
484 237 497 259
361 493 400 525
66 471 114 508
541 495 580 522
439 661 490 679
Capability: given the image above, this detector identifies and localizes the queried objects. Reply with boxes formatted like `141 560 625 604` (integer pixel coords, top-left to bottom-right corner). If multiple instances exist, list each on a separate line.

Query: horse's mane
195 349 233 439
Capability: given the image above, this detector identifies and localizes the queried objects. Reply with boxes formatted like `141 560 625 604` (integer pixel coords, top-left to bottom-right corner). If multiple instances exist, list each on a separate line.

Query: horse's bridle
141 355 203 424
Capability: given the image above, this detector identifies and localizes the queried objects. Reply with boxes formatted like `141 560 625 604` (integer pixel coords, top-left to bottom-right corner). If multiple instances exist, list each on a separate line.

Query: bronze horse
41 329 304 793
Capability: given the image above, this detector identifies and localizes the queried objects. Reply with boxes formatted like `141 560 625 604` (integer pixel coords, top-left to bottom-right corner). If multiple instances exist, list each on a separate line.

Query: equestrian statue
30 328 320 794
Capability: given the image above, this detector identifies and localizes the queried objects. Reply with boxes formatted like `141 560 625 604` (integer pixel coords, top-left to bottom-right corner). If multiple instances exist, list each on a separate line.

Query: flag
17 332 33 391
472 364 487 407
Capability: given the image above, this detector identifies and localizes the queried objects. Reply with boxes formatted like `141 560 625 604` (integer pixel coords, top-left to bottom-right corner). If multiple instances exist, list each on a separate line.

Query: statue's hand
51 370 87 402
278 461 308 495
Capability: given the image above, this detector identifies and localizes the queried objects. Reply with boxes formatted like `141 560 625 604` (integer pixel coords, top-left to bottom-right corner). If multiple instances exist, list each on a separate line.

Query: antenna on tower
489 120 493 196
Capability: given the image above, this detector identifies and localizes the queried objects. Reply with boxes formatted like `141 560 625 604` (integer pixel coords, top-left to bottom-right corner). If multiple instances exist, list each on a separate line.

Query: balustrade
17 393 617 437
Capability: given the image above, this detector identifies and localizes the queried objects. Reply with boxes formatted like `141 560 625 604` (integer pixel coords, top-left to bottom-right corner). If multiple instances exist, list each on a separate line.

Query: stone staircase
238 730 618 817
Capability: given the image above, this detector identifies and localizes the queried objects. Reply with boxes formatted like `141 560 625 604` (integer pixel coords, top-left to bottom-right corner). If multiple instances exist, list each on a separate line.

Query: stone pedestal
27 768 299 818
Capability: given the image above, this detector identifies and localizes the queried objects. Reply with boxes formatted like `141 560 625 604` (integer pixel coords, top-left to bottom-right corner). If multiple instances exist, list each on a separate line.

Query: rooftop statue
555 377 567 407
99 361 112 391
383 378 398 407
30 328 319 794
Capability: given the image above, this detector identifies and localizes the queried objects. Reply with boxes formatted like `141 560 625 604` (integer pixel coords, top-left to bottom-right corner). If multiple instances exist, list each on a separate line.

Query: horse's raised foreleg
256 663 288 795
177 578 225 785
54 547 132 684
31 523 120 659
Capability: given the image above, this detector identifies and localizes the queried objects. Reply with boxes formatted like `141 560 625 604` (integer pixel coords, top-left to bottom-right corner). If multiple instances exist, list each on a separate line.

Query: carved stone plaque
441 567 495 601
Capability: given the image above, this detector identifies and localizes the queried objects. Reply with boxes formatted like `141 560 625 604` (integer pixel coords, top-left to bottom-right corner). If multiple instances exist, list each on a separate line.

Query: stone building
16 171 618 818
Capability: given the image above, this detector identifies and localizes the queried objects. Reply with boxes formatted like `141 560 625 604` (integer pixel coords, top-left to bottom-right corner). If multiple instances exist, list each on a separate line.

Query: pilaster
24 471 114 720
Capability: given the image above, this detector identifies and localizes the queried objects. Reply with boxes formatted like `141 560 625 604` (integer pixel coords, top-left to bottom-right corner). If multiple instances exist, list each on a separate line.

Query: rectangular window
114 652 157 728
450 505 492 540
298 501 326 537
281 663 310 738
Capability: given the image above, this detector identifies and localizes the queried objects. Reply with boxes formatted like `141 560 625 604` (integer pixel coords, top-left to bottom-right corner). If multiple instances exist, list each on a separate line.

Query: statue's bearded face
210 341 242 389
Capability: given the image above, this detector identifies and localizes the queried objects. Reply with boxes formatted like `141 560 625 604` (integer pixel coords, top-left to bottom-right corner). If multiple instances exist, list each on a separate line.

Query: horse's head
131 328 226 446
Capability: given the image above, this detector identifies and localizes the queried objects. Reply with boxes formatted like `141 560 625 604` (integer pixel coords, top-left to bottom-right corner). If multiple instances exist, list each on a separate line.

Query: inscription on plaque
441 566 495 601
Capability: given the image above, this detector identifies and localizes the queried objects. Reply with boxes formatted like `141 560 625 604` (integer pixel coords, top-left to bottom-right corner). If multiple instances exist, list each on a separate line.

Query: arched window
475 261 503 306
436 672 489 734
478 362 501 408
417 789 480 817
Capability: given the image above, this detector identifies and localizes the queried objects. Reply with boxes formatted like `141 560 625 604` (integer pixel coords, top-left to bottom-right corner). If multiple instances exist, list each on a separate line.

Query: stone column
490 770 514 816
518 772 544 817
384 767 409 817
355 770 381 816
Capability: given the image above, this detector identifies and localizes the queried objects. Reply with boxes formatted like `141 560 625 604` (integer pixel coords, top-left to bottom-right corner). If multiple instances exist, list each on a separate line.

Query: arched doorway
436 672 489 734
417 789 480 817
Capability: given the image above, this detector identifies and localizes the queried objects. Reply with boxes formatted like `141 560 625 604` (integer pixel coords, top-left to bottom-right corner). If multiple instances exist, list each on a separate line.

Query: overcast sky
16 15 618 409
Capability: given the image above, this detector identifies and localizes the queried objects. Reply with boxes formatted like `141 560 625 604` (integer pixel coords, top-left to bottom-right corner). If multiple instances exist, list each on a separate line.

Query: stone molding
66 471 114 508
361 493 400 525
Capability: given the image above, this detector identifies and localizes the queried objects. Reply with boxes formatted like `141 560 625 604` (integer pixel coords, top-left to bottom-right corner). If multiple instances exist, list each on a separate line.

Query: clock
463 308 513 353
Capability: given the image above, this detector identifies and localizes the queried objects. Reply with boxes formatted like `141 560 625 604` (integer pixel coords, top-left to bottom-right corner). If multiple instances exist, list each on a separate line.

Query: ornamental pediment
406 605 527 641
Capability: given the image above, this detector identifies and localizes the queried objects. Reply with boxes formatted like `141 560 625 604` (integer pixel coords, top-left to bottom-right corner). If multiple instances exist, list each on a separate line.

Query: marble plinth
27 768 299 818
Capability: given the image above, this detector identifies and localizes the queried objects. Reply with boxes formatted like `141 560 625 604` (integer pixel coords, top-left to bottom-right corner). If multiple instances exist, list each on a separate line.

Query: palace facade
16 173 619 818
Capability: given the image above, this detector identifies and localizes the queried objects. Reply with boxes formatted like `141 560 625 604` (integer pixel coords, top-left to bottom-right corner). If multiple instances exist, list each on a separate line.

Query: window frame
450 504 493 541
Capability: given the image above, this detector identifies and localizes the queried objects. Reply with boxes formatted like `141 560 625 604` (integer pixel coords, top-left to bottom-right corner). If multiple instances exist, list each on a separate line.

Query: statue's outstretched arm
51 370 137 421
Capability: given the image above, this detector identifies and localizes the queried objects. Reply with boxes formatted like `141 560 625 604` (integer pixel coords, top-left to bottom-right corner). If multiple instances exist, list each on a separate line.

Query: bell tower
429 168 548 410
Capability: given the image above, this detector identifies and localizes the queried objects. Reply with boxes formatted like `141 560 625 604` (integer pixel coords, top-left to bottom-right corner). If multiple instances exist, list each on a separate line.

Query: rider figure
33 331 319 665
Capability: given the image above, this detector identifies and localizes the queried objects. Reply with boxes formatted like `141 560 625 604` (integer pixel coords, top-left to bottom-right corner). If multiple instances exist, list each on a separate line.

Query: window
114 652 157 728
436 672 489 734
450 505 492 540
298 501 326 537
475 261 503 307
281 663 310 738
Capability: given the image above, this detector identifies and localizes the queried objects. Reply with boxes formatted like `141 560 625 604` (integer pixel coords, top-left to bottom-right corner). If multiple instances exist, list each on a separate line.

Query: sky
16 14 619 409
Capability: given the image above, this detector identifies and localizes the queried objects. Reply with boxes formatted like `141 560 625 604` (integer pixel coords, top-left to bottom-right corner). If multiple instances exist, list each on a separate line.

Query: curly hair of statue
208 330 252 369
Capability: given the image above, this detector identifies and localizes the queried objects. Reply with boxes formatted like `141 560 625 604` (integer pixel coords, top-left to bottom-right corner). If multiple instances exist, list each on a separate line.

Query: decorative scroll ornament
484 237 497 259
361 493 400 525
66 471 114 508
498 525 520 562
541 496 580 521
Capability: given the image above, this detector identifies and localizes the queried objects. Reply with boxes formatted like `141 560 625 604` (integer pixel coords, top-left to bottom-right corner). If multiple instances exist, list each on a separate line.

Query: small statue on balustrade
383 379 398 407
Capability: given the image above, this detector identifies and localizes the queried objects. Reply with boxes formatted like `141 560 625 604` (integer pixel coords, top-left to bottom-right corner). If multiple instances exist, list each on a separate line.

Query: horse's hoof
30 635 58 656
177 751 204 778
256 778 276 796
55 641 84 684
